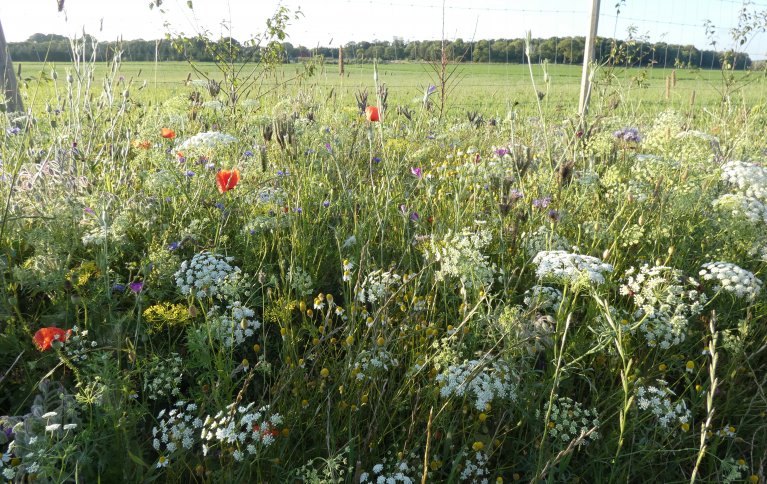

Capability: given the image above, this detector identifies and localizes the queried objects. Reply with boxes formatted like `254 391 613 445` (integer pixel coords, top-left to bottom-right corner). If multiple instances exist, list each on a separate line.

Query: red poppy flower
216 169 241 193
161 128 176 139
33 327 71 351
365 106 379 122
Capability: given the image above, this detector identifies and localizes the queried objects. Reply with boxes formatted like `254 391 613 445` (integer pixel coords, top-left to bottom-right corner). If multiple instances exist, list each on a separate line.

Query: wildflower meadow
1 14 767 484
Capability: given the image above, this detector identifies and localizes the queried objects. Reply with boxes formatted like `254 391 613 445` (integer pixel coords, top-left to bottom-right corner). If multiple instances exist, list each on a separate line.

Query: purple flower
548 209 560 221
184 170 195 177
399 204 408 214
277 169 290 177
324 142 333 153
323 200 330 208
112 283 126 293
5 127 20 136
373 157 381 164
532 196 552 209
214 202 225 211
509 189 524 201
410 167 422 179
205 163 216 171
294 207 303 214
244 150 254 157
494 148 509 157
177 156 187 163
168 241 180 251
613 127 641 143
409 211 420 221
83 207 95 216
129 282 144 294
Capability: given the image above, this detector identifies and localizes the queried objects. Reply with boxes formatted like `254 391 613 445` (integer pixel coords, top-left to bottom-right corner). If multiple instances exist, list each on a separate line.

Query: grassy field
2 53 767 483
16 60 766 117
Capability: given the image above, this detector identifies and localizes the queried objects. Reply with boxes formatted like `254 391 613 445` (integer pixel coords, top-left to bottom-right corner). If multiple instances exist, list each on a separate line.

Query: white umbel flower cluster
620 264 706 349
206 301 261 348
425 229 496 288
460 451 490 483
523 285 563 313
532 251 613 286
353 349 399 381
355 269 402 305
545 395 600 446
636 380 691 429
699 262 762 301
152 401 202 463
144 353 183 401
175 252 242 299
523 225 572 258
436 359 517 411
359 457 418 484
720 160 767 201
201 403 282 461
178 131 238 150
712 193 767 224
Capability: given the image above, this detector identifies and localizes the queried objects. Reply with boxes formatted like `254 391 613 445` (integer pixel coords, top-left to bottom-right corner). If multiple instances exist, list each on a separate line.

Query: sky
1 0 766 60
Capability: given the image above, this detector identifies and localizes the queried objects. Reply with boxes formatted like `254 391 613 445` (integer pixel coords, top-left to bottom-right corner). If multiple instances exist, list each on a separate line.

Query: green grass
16 60 766 117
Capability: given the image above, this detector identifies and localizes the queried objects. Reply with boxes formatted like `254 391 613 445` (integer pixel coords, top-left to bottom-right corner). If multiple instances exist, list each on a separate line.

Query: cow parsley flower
178 131 238 150
174 252 242 300
620 264 707 349
425 229 496 288
636 380 691 429
523 285 563 313
713 193 767 224
699 262 762 301
206 301 261 348
200 403 282 460
720 160 767 201
532 251 613 286
545 395 600 446
436 359 517 411
144 353 183 401
152 400 200 461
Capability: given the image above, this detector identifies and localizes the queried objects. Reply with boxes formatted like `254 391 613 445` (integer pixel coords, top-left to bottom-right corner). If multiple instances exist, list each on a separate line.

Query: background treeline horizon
8 33 754 70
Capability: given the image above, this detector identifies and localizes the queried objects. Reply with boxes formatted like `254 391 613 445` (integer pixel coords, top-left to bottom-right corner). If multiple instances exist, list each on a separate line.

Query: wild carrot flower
33 327 71 351
216 169 241 193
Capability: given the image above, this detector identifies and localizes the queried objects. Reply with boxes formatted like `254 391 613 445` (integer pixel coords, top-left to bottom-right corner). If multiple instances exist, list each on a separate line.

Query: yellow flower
376 336 385 346
345 335 355 345
659 363 668 372
681 423 690 432
472 441 485 452
478 412 488 422
320 368 330 378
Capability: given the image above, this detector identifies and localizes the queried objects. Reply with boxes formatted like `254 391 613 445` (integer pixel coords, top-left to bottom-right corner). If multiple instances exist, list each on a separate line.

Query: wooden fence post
0 18 24 113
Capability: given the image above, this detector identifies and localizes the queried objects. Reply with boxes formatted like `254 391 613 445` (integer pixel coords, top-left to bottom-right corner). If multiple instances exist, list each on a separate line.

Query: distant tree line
8 33 752 70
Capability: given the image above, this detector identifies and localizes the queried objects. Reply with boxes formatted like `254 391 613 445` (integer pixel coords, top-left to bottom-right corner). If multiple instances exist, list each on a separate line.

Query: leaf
128 449 149 469
187 0 193 8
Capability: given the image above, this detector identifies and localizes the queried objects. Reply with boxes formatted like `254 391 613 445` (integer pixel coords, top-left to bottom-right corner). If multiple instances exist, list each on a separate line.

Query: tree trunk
0 18 24 113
